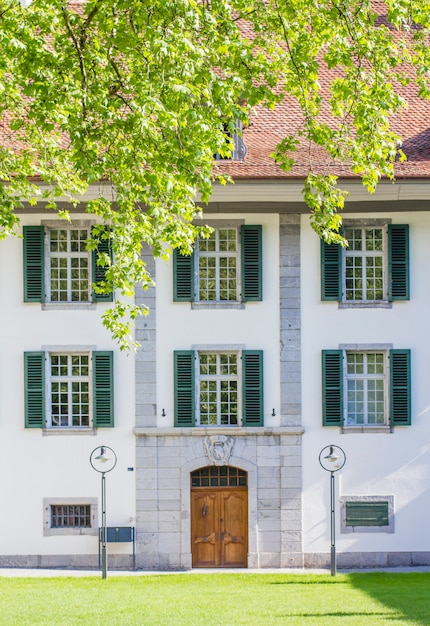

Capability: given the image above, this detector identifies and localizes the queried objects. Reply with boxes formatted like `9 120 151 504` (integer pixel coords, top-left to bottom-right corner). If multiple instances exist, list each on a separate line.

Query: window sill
339 301 392 309
43 428 97 436
341 524 393 534
43 527 98 537
191 302 245 310
341 425 392 434
42 302 97 311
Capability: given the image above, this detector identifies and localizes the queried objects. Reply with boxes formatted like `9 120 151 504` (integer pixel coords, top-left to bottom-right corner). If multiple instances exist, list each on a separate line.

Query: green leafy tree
1 0 429 347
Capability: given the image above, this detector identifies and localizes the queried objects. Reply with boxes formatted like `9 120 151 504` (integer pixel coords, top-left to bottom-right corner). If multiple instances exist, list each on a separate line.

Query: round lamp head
90 446 117 474
319 445 346 473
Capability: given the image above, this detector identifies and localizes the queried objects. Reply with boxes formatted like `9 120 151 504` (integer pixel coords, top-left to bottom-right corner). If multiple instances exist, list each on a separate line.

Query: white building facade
0 212 136 568
2 179 430 570
1 178 430 569
302 192 430 568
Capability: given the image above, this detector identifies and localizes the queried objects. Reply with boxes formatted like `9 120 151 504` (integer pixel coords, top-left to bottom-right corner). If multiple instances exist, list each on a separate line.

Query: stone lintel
134 426 305 437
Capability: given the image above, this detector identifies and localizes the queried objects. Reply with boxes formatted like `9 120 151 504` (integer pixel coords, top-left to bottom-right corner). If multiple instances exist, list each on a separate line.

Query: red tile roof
2 2 430 182
216 77 430 180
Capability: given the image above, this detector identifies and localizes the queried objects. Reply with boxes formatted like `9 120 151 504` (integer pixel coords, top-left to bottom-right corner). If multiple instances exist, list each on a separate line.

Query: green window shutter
388 224 409 300
390 349 411 426
321 240 341 301
242 350 264 426
173 250 194 302
322 350 343 426
345 502 389 527
23 226 45 302
24 352 45 428
91 227 113 303
93 351 114 427
174 351 195 427
241 225 262 301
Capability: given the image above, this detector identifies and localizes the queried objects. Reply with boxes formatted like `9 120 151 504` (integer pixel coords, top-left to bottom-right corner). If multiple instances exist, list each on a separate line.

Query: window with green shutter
91 226 113 303
388 225 409 300
24 350 114 429
23 226 45 302
322 348 411 428
173 251 195 302
242 350 264 426
93 351 114 428
241 225 262 301
174 351 195 427
173 224 262 304
390 349 411 426
173 349 264 427
24 352 46 428
321 223 409 303
321 240 341 301
322 350 343 426
23 223 113 304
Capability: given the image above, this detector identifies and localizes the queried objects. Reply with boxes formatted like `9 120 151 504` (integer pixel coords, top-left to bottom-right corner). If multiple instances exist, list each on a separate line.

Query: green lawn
0 572 429 625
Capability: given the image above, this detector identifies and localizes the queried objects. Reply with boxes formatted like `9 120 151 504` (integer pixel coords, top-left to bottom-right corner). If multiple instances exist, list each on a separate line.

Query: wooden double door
191 488 248 568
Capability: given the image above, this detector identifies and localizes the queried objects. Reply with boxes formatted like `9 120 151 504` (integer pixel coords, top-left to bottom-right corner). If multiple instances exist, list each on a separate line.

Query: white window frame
42 220 96 310
341 343 392 432
194 222 242 305
43 498 98 536
43 345 95 431
193 344 244 427
340 496 395 534
341 220 389 305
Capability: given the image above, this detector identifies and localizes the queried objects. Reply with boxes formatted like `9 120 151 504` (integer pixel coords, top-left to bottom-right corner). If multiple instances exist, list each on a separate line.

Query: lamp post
318 445 346 576
90 446 117 579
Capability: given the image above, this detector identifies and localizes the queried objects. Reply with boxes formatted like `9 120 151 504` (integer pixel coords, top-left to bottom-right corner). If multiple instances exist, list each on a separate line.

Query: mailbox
98 526 135 570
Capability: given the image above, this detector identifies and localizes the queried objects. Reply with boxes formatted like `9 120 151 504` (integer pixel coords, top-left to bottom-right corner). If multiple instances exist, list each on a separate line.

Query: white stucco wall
301 211 430 555
0 214 136 557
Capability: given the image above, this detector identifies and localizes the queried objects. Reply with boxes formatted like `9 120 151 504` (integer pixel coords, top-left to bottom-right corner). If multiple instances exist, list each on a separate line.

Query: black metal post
90 446 117 580
330 470 336 576
319 445 345 577
101 472 107 579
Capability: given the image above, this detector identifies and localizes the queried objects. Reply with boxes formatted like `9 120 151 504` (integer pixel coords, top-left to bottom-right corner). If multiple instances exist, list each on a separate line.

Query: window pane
346 352 386 426
197 228 238 302
50 354 90 428
49 228 90 302
198 352 239 426
345 227 385 301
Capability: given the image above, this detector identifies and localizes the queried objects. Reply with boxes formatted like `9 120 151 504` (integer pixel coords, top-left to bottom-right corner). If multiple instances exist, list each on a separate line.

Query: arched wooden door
191 466 248 568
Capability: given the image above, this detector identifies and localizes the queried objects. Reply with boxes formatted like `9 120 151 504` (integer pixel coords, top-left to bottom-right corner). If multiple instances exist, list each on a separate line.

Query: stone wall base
304 552 430 569
2 551 429 571
0 554 134 570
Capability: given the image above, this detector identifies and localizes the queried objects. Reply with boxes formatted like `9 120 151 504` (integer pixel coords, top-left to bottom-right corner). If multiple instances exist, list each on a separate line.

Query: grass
0 572 429 625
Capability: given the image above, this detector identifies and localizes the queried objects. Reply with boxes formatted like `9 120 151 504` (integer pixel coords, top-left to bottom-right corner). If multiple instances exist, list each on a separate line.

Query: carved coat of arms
203 435 235 466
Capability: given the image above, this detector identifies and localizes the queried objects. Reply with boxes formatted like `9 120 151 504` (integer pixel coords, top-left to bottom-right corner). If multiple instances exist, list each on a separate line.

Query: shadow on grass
343 573 430 625
281 612 397 618
263 573 430 623
269 579 347 585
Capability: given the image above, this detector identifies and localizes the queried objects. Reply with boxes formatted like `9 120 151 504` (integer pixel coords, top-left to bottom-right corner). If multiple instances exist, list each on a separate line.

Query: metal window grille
51 504 91 528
